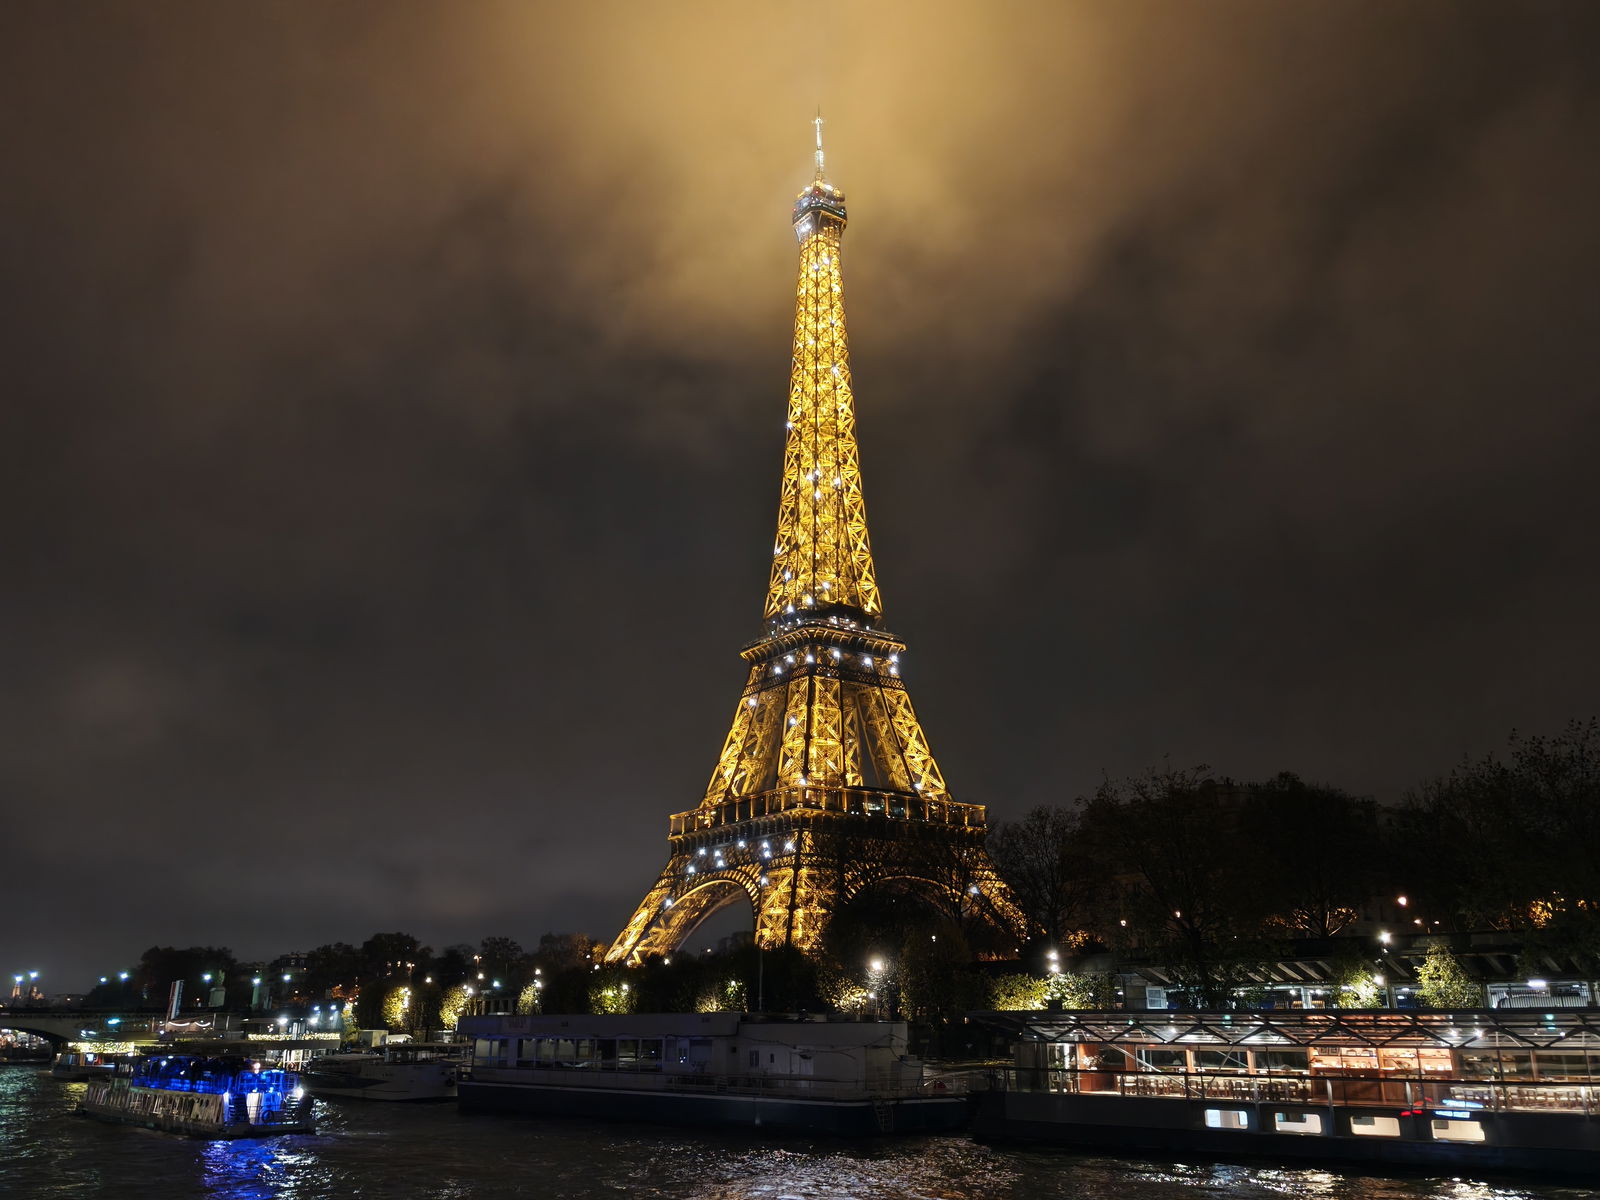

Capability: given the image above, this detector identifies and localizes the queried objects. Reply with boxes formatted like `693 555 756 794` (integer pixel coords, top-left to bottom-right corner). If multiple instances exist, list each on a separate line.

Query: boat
971 1007 1600 1175
47 1049 125 1081
302 1041 463 1101
79 1053 315 1137
456 1012 970 1135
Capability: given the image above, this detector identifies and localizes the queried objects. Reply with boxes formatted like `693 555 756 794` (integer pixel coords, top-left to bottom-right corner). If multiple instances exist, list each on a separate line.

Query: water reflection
0 1071 1588 1200
199 1138 283 1200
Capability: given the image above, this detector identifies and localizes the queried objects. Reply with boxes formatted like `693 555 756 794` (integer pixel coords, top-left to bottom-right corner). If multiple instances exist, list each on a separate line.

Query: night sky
5 3 1598 991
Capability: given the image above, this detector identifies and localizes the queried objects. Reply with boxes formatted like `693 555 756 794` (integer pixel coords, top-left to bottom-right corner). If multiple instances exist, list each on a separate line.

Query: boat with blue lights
78 1054 315 1137
972 1008 1600 1176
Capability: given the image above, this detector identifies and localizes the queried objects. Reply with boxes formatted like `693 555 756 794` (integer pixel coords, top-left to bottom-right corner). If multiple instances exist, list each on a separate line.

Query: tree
1415 943 1482 1009
477 936 525 986
1045 971 1118 1010
430 944 478 988
304 943 361 999
1396 721 1600 944
534 932 604 975
1076 766 1273 1005
990 806 1085 946
437 984 472 1030
1246 774 1381 938
359 933 430 984
1328 947 1383 1008
896 926 986 1023
988 974 1048 1011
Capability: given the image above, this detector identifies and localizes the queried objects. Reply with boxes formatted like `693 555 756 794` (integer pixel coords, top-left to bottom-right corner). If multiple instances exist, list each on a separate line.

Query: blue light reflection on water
0 1069 1586 1200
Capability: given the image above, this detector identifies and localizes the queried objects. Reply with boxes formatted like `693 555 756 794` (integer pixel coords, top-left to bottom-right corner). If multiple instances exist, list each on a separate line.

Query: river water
1 1068 1588 1200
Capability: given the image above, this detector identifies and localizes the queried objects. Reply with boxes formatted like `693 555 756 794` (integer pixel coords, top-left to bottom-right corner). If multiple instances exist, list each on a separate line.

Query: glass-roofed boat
973 1008 1600 1174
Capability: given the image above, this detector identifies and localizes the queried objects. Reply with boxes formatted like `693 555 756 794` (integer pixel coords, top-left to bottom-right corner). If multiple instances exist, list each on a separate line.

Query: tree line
988 720 1600 1004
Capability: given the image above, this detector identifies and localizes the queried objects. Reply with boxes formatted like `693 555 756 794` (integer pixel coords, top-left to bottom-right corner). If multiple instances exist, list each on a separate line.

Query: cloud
3 0 1597 984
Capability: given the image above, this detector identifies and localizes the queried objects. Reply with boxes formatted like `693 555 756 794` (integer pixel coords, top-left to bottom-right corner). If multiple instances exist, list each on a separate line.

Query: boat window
1094 1047 1131 1073
636 1040 663 1071
1497 1051 1533 1079
1273 1111 1324 1135
617 1039 640 1069
597 1039 617 1069
1197 1050 1248 1073
1311 1047 1378 1072
1431 1118 1486 1143
1377 1049 1418 1072
1350 1115 1400 1137
1416 1048 1452 1073
1203 1108 1249 1130
537 1039 557 1066
1534 1052 1592 1079
1252 1049 1309 1073
1137 1048 1187 1073
518 1038 540 1065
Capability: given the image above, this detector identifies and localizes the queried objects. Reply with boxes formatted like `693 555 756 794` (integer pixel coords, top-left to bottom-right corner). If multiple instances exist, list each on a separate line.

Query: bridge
0 1007 226 1046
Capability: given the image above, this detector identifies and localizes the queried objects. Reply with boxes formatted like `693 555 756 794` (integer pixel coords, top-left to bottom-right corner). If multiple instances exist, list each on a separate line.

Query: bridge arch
0 1010 163 1046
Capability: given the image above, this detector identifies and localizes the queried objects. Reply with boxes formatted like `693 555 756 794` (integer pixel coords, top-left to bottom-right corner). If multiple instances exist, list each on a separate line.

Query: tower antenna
813 110 826 178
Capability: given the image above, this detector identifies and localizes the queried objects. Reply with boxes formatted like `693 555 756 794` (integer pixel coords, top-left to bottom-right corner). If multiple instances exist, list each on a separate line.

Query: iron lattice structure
607 127 1027 964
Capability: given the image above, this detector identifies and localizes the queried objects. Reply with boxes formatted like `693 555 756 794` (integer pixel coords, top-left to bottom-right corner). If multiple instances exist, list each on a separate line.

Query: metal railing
671 786 985 838
998 1066 1599 1116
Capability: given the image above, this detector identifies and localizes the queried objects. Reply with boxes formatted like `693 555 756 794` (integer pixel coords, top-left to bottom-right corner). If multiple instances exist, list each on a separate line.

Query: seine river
1 1068 1587 1200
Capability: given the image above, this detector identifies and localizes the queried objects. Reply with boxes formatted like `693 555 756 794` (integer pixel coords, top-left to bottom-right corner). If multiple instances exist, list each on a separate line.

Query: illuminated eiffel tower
606 122 1027 964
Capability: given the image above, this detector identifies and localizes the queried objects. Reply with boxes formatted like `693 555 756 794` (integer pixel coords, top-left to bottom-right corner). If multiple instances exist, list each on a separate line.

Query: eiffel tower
606 122 1028 964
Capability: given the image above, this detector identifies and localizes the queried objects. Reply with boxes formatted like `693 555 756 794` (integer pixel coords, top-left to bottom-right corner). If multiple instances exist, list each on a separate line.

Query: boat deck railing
997 1067 1599 1116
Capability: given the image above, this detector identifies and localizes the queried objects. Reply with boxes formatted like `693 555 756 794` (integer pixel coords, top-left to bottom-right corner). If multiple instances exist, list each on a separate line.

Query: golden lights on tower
606 123 1026 966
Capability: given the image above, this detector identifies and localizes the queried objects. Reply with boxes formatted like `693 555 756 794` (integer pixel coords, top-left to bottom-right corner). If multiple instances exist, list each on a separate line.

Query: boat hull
79 1078 315 1139
973 1090 1600 1176
459 1078 971 1136
79 1103 315 1139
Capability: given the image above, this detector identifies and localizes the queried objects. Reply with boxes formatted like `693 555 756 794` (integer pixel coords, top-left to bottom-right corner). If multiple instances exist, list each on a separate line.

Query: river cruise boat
972 1008 1600 1175
47 1050 126 1081
303 1041 463 1101
457 1012 969 1136
79 1053 315 1138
